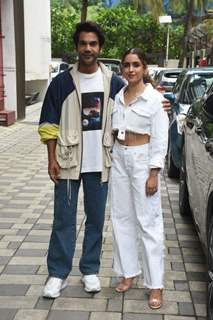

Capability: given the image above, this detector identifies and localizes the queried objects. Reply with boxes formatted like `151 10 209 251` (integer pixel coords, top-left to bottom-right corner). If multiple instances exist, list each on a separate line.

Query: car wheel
167 142 179 179
207 217 213 320
179 146 191 216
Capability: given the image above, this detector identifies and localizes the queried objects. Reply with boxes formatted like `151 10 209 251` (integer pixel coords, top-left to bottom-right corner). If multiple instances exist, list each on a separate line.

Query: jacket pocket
103 133 113 167
129 107 151 132
56 130 79 169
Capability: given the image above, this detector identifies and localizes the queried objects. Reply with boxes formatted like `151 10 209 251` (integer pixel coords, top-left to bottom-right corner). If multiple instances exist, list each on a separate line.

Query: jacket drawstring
67 179 72 206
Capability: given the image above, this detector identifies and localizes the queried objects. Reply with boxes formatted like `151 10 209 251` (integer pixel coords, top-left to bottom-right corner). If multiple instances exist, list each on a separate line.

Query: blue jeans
47 173 108 279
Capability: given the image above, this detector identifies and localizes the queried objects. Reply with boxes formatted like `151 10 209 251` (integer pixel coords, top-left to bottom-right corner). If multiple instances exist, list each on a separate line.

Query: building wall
24 0 51 100
1 0 17 112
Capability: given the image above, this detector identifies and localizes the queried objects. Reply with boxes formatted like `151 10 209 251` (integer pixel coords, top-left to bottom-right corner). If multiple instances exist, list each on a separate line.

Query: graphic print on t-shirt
82 92 103 131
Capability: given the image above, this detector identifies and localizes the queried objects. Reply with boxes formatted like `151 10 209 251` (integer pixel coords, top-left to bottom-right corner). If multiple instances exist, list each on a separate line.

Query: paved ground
0 103 207 320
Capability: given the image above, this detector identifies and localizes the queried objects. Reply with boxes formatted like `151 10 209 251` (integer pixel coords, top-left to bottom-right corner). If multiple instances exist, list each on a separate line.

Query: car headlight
176 114 186 134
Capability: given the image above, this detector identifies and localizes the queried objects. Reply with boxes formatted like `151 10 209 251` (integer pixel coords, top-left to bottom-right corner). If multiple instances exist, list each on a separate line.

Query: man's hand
162 99 171 112
46 139 60 183
156 85 171 112
48 159 60 183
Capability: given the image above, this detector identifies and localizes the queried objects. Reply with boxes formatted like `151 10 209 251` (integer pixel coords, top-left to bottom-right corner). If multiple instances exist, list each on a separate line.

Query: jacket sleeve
38 71 74 144
38 78 61 143
149 100 169 169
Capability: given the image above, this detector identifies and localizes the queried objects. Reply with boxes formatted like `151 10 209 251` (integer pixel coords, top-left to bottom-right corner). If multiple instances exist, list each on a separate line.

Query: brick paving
0 103 207 320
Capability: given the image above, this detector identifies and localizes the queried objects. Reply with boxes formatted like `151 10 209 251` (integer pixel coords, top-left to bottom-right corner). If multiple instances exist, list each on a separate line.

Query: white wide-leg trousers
110 141 164 289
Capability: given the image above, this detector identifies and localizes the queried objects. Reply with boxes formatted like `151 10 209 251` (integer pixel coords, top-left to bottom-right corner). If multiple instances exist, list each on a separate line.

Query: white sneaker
43 277 68 298
81 274 101 293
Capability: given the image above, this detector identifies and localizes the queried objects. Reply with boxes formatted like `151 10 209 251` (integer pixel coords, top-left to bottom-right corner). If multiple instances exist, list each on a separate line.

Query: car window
185 74 213 104
155 71 163 82
164 72 180 79
173 73 185 94
203 93 213 117
178 78 190 103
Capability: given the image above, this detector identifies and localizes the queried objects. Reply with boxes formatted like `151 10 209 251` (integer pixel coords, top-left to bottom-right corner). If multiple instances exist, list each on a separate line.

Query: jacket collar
118 82 154 104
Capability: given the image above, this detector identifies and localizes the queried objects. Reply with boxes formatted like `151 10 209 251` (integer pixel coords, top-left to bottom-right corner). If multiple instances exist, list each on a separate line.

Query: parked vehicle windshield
181 73 213 104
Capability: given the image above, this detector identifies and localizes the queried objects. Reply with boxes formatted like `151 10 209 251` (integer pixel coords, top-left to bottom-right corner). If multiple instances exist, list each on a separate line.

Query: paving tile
182 248 204 256
14 249 47 257
191 291 206 304
169 248 181 255
0 296 38 309
13 309 48 320
35 297 54 310
47 310 90 320
186 272 207 282
178 302 195 316
107 299 122 312
123 300 178 314
0 274 46 285
0 284 29 296
3 265 39 275
90 312 121 320
185 263 206 272
189 281 207 292
174 281 189 291
52 298 107 311
164 271 187 281
60 286 92 298
0 309 17 320
164 317 196 320
171 262 185 271
123 314 162 320
7 242 21 250
123 288 148 300
164 291 192 303
194 304 207 317
8 256 45 265
19 243 48 250
183 256 206 263
0 257 11 265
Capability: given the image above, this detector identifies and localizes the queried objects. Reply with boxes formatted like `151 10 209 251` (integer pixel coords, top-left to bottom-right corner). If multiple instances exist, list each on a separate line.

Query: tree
133 0 163 17
51 4 79 58
81 0 89 21
96 7 168 62
50 3 183 63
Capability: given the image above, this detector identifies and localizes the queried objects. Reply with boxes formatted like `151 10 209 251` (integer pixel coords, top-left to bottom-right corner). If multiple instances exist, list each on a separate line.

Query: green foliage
51 4 79 58
96 7 183 63
51 2 184 63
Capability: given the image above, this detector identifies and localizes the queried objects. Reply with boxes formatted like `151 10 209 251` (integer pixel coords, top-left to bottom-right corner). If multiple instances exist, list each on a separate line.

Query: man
39 21 124 298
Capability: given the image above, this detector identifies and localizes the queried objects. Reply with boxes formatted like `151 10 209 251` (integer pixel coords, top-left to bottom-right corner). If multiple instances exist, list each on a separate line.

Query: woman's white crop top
112 83 169 169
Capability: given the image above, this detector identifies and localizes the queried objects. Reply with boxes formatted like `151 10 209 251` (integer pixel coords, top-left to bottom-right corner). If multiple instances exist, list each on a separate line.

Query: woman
110 48 168 309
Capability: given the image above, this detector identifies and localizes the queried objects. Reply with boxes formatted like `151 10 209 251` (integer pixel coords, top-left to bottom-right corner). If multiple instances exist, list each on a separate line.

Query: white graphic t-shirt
78 68 104 173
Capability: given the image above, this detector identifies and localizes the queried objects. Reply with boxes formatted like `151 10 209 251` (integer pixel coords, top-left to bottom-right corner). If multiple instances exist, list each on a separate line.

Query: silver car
179 82 213 319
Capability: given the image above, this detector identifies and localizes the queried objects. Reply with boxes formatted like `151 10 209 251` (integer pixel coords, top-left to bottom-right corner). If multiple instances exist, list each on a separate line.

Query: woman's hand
145 168 160 196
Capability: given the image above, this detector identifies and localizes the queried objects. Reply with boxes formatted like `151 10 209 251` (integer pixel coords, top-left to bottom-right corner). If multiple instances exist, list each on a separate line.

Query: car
98 58 121 75
154 68 183 93
50 61 69 79
148 66 166 80
179 82 213 319
165 67 213 178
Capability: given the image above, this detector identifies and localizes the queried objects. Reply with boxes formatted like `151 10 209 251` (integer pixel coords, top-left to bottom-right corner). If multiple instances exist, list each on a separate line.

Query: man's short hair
73 21 105 48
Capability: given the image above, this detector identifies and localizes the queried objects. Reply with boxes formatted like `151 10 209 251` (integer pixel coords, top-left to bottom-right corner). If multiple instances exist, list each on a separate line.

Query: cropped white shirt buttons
112 83 169 169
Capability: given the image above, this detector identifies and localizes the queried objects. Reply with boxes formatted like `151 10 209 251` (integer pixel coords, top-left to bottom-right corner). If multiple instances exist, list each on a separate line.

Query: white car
50 61 69 79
